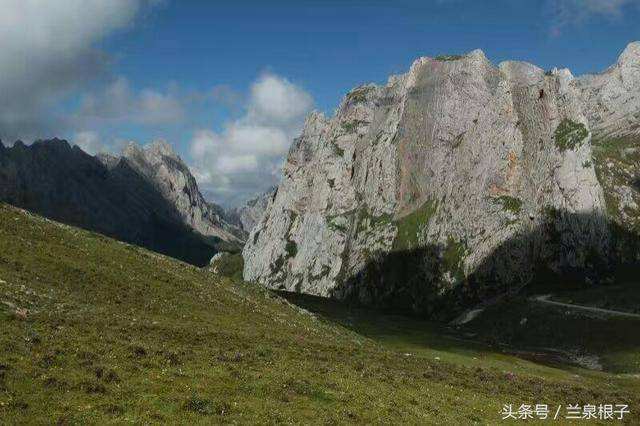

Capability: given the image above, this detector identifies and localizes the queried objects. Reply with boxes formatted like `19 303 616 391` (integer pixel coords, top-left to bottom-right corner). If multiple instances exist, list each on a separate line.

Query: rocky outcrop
228 187 276 233
578 42 640 141
243 43 640 319
118 141 244 243
0 139 243 266
577 42 640 264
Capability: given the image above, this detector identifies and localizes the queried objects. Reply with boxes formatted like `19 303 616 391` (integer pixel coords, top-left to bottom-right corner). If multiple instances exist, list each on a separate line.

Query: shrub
347 87 372 103
494 196 523 215
554 119 588 151
435 54 464 61
285 240 298 258
214 253 244 280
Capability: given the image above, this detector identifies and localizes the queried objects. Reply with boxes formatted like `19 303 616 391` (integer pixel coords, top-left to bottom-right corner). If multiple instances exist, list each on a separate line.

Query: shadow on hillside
328 210 640 322
279 210 640 372
278 289 497 353
0 139 233 266
279 286 640 373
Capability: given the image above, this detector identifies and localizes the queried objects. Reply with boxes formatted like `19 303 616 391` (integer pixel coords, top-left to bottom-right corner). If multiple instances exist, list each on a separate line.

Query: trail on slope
531 294 640 319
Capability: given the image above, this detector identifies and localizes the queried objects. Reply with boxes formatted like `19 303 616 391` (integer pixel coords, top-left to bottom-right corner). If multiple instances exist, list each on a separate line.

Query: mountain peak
618 41 640 65
243 43 640 318
145 139 178 159
33 138 71 149
466 48 487 61
122 141 143 158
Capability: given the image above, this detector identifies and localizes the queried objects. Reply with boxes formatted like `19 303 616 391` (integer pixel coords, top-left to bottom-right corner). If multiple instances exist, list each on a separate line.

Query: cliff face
577 43 640 263
243 43 640 318
228 187 276 233
0 139 243 266
118 141 244 243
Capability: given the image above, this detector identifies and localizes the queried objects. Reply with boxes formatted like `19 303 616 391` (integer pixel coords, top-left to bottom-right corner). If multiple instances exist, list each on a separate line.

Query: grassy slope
551 282 640 315
0 204 638 424
463 297 640 375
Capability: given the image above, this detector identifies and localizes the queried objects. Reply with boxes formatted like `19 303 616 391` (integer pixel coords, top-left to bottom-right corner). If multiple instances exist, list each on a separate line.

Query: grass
346 87 372 104
341 120 367 134
282 292 640 403
593 136 639 217
464 296 640 375
0 203 639 424
494 196 523 215
285 240 298 258
355 208 393 235
551 280 640 315
554 119 589 151
592 135 640 235
392 199 438 251
593 136 640 164
442 237 467 283
327 214 350 232
331 141 345 157
435 54 464 61
211 253 244 281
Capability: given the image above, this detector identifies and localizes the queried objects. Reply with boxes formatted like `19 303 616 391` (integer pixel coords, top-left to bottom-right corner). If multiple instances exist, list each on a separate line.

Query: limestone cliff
243 43 640 318
228 187 276 233
119 141 244 243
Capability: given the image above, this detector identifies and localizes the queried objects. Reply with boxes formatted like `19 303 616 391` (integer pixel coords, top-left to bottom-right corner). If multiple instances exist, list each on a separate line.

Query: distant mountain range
0 138 244 266
227 187 276 234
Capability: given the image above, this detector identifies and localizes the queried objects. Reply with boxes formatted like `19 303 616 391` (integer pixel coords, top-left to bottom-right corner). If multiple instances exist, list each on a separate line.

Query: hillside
0 139 243 266
1 203 638 424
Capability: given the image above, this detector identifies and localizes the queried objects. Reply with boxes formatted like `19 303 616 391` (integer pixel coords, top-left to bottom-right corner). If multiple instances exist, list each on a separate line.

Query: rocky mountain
0 139 243 266
117 141 244 242
243 42 640 319
228 187 276 233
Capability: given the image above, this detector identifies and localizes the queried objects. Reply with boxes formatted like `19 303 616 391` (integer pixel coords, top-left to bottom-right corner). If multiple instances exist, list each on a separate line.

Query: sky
1 0 639 207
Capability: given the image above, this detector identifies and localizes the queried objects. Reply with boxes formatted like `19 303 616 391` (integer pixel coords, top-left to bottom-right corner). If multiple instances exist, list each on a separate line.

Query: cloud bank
548 0 640 36
78 77 185 125
190 73 314 206
0 0 157 142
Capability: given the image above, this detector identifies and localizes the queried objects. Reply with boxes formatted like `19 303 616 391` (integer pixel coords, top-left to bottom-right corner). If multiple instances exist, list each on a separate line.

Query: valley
0 204 638 424
2 3 640 424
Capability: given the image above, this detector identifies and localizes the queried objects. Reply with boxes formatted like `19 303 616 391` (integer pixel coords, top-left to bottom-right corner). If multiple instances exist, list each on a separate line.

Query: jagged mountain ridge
227 187 276 233
0 138 243 266
243 42 640 319
117 140 243 242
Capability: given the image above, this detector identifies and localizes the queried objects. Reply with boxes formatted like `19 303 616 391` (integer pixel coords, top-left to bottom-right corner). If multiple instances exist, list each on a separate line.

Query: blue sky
2 0 640 206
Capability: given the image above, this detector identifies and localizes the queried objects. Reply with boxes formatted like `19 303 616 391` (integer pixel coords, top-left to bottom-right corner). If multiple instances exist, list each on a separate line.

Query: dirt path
531 295 640 319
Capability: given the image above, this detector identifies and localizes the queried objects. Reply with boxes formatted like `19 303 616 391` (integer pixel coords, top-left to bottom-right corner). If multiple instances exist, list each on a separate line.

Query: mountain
243 42 640 319
0 139 243 266
228 187 276 233
117 141 244 243
3 203 638 423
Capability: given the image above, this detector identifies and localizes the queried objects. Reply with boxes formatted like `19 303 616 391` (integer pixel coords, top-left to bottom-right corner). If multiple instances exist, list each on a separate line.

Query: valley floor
0 204 638 424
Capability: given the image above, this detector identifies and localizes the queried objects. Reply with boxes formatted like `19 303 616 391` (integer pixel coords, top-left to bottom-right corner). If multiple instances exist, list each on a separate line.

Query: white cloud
73 131 104 155
217 155 260 174
248 74 314 125
190 73 314 206
0 0 157 142
548 0 640 36
78 77 185 125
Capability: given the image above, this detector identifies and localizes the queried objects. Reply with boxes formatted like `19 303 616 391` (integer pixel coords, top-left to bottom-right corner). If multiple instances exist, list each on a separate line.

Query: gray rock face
578 42 640 141
228 188 276 233
578 42 640 264
243 43 640 318
118 141 244 243
0 139 243 266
